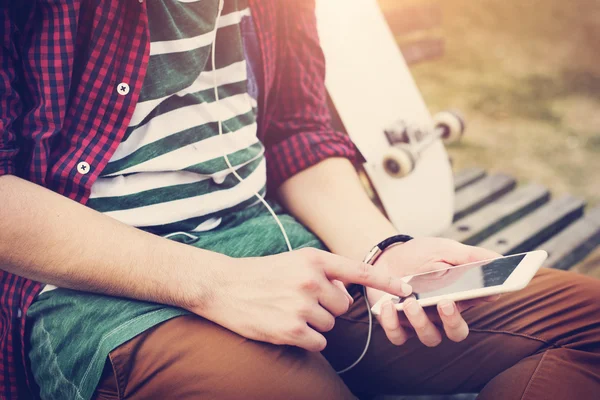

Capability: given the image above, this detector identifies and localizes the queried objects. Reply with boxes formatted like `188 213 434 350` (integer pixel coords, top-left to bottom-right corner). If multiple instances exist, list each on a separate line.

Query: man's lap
27 202 325 400
92 314 355 400
26 198 600 399
91 267 600 399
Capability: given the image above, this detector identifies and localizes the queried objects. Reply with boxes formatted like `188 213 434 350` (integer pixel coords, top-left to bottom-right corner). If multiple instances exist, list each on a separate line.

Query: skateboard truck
382 110 465 178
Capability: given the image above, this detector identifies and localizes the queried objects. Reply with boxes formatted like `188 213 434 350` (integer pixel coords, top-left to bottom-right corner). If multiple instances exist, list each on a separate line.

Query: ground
378 0 600 275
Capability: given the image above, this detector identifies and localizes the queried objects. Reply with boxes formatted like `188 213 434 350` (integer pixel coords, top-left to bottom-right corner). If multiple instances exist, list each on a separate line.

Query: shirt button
17 308 22 318
77 161 91 175
117 82 130 96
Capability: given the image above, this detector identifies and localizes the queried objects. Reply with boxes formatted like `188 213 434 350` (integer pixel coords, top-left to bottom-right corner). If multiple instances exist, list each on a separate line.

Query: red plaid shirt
0 0 357 397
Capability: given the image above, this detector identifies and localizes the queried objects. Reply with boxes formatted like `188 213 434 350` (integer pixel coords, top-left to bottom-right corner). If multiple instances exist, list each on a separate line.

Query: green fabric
27 202 325 400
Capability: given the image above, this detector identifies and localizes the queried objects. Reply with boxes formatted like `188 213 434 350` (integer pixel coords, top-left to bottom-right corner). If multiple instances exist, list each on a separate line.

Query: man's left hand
366 237 501 347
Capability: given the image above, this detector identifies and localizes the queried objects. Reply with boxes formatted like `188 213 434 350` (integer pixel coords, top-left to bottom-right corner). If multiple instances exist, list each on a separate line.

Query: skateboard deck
315 0 455 236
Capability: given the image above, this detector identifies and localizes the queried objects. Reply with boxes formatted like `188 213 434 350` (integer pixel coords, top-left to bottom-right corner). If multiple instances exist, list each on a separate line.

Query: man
1 0 598 399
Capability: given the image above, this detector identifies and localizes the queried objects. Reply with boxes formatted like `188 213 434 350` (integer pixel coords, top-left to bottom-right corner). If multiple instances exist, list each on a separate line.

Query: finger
462 244 502 264
380 301 409 346
293 325 328 352
438 300 470 343
332 279 354 306
439 240 501 265
468 246 502 262
403 298 443 347
319 281 352 316
321 253 412 297
306 305 336 333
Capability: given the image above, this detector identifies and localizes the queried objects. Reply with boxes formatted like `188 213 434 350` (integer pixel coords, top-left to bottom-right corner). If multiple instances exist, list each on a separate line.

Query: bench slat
454 168 487 191
537 206 600 270
443 184 550 245
453 174 517 221
477 195 586 255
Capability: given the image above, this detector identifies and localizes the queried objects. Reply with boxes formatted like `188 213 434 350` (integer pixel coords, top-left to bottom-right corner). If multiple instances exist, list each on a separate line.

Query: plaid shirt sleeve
262 0 359 191
0 3 23 176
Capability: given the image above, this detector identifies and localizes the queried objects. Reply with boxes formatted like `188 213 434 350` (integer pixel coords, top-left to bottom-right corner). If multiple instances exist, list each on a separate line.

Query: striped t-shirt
88 0 265 234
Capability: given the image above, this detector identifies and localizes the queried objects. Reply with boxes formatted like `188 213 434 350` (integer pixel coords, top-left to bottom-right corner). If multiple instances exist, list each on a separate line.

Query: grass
379 0 600 205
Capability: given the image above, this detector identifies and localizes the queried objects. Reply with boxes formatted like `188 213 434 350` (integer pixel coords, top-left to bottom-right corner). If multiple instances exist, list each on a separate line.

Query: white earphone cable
212 0 292 252
335 286 373 374
211 0 369 373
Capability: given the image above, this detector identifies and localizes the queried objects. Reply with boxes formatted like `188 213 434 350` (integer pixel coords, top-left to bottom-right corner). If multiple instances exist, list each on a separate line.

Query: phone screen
406 253 527 301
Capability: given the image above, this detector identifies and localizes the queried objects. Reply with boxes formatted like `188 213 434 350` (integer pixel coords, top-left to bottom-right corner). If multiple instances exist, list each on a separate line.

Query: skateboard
315 0 464 237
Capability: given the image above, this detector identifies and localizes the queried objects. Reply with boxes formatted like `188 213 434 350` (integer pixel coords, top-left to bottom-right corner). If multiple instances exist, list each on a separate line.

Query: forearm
0 175 229 311
277 158 399 261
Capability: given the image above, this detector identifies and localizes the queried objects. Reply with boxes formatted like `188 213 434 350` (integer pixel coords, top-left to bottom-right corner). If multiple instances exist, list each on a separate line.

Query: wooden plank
400 38 445 65
444 184 550 245
477 195 586 255
381 3 442 36
537 206 600 270
572 247 600 279
453 174 517 221
454 168 487 191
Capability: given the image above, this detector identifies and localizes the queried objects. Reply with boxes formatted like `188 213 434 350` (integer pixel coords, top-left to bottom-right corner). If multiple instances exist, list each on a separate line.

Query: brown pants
93 268 600 400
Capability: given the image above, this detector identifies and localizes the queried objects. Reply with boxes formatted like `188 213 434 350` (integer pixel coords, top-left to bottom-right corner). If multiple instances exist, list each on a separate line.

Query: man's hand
367 238 501 347
277 159 499 348
191 248 412 352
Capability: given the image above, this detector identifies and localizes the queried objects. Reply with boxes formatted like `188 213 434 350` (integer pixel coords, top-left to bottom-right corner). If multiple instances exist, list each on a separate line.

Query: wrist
363 234 414 265
343 234 412 289
169 246 234 314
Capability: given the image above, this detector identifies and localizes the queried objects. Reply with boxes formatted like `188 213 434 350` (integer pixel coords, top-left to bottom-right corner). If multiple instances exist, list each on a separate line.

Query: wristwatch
363 234 413 265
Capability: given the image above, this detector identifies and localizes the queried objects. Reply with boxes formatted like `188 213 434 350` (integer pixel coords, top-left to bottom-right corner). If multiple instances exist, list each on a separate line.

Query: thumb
441 241 501 266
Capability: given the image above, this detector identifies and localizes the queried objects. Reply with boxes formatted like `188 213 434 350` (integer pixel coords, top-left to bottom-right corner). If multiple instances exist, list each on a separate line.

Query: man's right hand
190 248 411 352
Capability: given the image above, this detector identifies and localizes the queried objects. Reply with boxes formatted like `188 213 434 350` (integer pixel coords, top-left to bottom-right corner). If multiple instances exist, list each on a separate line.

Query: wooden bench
378 0 445 65
447 167 600 269
375 167 600 400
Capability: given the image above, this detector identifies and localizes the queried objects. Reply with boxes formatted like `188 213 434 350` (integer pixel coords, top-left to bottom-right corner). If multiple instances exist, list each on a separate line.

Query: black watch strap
363 234 413 265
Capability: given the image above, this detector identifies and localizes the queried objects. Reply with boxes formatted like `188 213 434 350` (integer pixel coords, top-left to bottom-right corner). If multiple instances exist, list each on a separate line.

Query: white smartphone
370 250 548 316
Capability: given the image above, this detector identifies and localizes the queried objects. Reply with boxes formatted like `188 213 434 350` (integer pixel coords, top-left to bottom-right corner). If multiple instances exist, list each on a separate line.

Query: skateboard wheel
382 146 416 178
434 110 465 144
